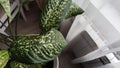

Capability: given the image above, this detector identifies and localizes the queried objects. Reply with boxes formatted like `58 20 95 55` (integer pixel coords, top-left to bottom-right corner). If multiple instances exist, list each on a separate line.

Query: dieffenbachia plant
0 0 68 67
65 2 84 19
0 50 9 68
0 0 11 19
10 61 42 68
0 29 67 68
39 0 72 33
9 29 67 63
39 0 84 34
0 0 30 21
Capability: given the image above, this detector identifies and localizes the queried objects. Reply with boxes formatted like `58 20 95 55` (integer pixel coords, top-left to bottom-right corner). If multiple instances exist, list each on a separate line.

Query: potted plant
0 0 84 68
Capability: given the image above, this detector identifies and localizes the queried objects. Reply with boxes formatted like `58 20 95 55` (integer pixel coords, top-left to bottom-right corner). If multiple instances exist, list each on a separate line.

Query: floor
5 1 83 68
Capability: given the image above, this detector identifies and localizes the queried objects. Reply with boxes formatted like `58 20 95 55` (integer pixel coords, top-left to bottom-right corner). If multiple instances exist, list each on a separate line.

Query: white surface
67 0 120 63
96 62 120 68
54 57 59 68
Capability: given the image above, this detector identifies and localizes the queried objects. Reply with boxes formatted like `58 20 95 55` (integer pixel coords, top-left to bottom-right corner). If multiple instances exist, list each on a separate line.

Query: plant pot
53 57 59 68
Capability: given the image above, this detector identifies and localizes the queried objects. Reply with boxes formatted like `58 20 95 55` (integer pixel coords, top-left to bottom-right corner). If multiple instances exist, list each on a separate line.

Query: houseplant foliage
9 29 67 63
0 0 84 68
0 50 9 68
0 0 11 19
65 2 84 19
10 61 42 68
39 0 84 33
40 0 72 34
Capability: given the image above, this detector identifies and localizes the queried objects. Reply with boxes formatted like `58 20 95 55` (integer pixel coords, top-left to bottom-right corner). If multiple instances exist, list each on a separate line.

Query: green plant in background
0 0 84 68
0 0 30 36
0 0 30 20
0 0 11 20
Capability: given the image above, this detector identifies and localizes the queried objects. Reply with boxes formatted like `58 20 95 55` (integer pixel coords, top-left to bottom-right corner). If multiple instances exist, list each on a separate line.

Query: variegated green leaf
9 29 67 63
10 61 42 68
0 50 9 68
39 0 72 33
65 2 84 18
0 0 11 19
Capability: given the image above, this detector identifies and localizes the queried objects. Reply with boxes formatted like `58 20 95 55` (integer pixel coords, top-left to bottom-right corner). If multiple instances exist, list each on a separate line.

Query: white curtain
67 0 120 63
